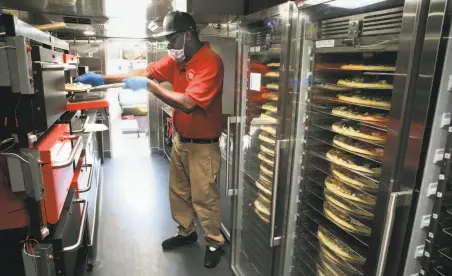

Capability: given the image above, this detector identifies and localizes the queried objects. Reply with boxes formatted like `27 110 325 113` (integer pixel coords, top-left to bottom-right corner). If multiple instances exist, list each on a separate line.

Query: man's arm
147 79 196 113
103 68 149 84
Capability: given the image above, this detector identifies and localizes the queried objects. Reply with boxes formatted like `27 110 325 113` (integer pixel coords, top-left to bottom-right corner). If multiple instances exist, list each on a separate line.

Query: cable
0 153 29 163
14 95 22 127
0 138 14 146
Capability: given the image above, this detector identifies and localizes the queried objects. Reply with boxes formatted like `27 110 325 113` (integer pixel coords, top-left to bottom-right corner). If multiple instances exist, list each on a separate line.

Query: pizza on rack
331 106 388 123
323 201 371 236
265 71 280 78
260 144 275 157
265 83 279 90
337 78 393 90
325 176 377 206
331 121 386 142
266 62 280 68
333 135 384 157
326 149 381 175
260 113 279 124
337 92 391 109
260 163 274 178
262 103 278 113
261 93 279 101
324 191 374 219
259 131 276 145
260 125 277 136
317 226 366 264
340 64 396 71
330 164 379 193
315 83 352 91
258 152 274 166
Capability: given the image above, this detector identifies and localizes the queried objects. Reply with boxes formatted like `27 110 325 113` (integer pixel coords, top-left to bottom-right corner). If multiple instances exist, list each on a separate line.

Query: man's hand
74 72 104 86
122 77 148 91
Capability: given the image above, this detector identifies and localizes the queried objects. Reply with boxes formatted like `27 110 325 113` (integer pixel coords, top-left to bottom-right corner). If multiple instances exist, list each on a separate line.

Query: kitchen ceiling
0 0 243 39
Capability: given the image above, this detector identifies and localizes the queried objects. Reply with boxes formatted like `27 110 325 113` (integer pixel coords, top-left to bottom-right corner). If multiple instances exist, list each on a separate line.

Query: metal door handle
270 139 285 247
76 164 94 193
225 117 233 197
63 199 88 252
72 116 91 134
53 136 83 169
376 190 413 276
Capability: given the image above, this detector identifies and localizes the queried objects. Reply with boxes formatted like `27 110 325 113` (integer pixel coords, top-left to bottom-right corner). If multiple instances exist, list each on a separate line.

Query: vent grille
362 7 403 36
63 17 91 25
318 18 350 39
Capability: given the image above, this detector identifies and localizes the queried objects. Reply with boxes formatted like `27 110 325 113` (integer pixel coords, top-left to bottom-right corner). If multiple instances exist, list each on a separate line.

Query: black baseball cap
153 11 197 38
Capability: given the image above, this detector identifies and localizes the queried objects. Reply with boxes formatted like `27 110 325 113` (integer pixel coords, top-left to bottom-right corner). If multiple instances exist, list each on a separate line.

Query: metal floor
87 145 233 276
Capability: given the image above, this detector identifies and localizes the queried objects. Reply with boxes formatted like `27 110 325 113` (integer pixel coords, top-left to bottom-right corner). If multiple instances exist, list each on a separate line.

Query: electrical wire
0 153 29 163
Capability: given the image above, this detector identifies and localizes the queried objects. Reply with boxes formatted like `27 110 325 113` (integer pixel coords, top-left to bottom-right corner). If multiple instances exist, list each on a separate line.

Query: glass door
231 2 299 276
282 0 434 276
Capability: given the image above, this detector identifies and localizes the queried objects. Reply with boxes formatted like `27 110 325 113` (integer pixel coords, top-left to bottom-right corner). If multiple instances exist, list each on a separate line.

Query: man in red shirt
75 11 225 268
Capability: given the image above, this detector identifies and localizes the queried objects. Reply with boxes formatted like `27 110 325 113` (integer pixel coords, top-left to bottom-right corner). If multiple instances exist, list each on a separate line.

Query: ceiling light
84 30 95 36
328 0 387 9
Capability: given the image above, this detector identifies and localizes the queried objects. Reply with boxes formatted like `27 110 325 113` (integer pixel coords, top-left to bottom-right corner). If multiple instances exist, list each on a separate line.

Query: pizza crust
325 176 376 206
265 83 279 90
265 71 280 78
324 191 374 219
258 152 274 166
254 199 271 216
318 227 366 264
262 103 278 113
326 149 381 175
259 133 276 145
337 79 393 90
324 202 371 235
266 62 280 68
260 144 275 157
260 125 277 136
333 135 384 157
255 180 272 197
331 121 386 142
260 164 273 177
331 164 378 193
65 82 92 92
315 84 352 91
254 208 270 223
332 106 388 123
260 113 278 124
337 93 391 109
341 64 396 71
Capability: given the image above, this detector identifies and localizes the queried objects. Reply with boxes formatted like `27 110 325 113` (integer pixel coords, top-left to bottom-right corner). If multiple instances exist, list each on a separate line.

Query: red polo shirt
147 43 223 139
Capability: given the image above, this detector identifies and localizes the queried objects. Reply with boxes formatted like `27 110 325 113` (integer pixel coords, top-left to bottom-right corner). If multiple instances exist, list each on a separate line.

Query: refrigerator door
281 1 434 276
231 2 299 276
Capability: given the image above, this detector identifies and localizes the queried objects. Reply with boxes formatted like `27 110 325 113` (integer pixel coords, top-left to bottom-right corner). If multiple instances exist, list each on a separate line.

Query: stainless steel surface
270 139 283 248
77 164 94 193
225 117 233 197
41 64 76 71
6 36 34 94
72 115 91 134
17 148 44 201
63 199 88 252
376 190 413 276
52 136 83 169
402 1 452 274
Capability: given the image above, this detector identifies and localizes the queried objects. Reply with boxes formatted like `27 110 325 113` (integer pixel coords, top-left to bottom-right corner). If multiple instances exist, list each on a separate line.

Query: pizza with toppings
337 92 391 109
315 83 352 91
260 125 277 136
266 62 280 68
262 93 279 101
265 71 280 78
260 163 274 177
332 106 388 123
340 64 396 71
265 83 279 90
324 201 371 236
65 82 92 92
260 144 275 156
260 113 278 124
324 190 374 219
333 135 384 157
331 121 386 142
255 180 272 197
258 152 274 166
262 103 278 113
318 226 366 264
330 164 379 193
337 78 393 90
325 176 377 206
259 132 276 145
326 149 381 175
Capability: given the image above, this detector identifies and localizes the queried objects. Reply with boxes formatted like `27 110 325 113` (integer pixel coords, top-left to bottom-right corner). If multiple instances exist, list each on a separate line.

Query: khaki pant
169 135 224 247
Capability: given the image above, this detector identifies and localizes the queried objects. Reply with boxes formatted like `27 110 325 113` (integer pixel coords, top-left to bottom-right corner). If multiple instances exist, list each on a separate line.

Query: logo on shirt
186 69 195 82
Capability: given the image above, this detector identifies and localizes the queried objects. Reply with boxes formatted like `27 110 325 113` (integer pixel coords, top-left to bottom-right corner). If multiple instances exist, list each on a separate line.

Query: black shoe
161 232 198 250
204 246 224 269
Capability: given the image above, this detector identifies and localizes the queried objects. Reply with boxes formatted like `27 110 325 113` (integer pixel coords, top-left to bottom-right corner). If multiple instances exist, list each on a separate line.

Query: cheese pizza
265 71 280 78
337 79 393 90
331 121 386 142
324 201 371 235
324 191 374 219
262 93 279 101
337 92 391 109
325 176 376 206
315 83 352 91
318 226 366 264
326 149 381 175
333 135 384 157
332 106 388 123
340 64 396 71
330 164 379 193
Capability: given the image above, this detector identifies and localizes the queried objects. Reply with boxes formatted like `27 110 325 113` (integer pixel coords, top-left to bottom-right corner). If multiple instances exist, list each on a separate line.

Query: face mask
168 34 186 63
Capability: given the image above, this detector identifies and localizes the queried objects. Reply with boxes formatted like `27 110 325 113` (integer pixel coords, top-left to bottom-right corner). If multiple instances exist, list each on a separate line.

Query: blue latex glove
74 72 104 86
122 77 148 91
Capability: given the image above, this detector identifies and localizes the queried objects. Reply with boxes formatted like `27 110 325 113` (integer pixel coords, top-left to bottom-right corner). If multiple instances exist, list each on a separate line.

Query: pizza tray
65 82 123 93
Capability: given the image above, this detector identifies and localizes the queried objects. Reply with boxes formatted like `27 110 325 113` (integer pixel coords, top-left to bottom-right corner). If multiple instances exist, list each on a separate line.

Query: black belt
179 136 219 144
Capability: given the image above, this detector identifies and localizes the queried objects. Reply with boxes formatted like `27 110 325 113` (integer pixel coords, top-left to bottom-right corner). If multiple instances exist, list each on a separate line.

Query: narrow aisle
89 154 233 276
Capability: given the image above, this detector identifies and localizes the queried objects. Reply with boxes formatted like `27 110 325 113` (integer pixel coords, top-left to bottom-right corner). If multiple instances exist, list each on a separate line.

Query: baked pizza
337 78 393 90
341 64 396 71
325 176 377 206
333 135 384 157
318 226 366 264
260 144 275 157
260 125 277 136
259 174 273 187
326 149 381 175
266 83 279 90
324 201 371 236
65 82 92 92
265 71 280 78
321 258 347 276
315 83 353 92
262 103 278 113
331 121 386 142
254 199 271 216
258 152 274 166
320 245 364 276
337 92 391 109
332 106 388 123
266 62 280 68
258 192 271 207
324 191 374 219
262 93 279 101
255 180 272 197
260 163 274 177
259 132 276 145
260 113 278 124
317 265 328 276
330 164 379 193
